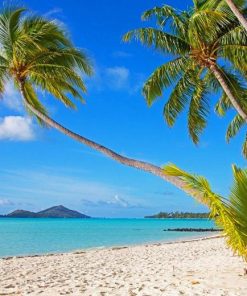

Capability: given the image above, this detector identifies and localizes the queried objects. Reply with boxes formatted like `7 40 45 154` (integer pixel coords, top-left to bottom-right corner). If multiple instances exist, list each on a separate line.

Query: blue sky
0 0 246 217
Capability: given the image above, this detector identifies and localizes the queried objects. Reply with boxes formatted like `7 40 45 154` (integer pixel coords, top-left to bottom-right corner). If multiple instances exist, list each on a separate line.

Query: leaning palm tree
0 7 194 194
163 163 247 260
123 2 247 151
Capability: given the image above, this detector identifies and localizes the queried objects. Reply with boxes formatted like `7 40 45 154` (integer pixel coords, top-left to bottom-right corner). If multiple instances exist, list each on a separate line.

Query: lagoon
0 218 215 257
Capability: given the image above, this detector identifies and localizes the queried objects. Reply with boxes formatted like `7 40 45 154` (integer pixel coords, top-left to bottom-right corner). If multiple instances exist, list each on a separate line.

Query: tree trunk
18 82 198 197
225 0 247 32
210 64 247 122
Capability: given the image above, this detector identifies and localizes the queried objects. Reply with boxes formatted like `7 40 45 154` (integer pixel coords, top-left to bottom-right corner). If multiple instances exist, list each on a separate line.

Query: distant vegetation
145 212 210 219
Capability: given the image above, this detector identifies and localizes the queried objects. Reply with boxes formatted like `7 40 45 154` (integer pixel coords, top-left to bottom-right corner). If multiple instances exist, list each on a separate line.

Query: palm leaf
226 114 245 142
22 81 48 125
141 5 188 38
163 163 247 259
123 28 189 55
187 76 209 144
143 57 190 105
164 69 196 126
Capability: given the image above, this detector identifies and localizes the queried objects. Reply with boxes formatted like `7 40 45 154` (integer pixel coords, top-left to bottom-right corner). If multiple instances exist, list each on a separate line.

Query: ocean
0 218 216 257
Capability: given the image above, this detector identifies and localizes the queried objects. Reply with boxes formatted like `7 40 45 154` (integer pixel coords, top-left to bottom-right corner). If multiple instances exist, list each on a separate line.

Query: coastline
1 232 221 260
2 235 247 296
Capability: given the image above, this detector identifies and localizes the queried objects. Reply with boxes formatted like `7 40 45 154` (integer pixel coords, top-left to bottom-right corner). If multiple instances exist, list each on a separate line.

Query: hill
37 205 90 218
3 205 90 218
7 210 38 218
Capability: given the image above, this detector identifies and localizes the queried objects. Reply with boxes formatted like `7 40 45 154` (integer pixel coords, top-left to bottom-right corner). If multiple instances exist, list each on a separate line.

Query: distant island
145 212 210 219
0 205 91 218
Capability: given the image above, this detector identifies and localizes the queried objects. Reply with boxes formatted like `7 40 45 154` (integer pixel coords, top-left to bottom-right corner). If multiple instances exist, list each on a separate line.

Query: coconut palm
163 163 247 260
0 7 195 194
123 2 247 149
0 7 93 121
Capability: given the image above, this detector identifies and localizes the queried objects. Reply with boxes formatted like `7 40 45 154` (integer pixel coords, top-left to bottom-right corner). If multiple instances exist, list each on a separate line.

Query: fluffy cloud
105 66 130 90
81 195 142 209
0 198 14 206
0 116 35 141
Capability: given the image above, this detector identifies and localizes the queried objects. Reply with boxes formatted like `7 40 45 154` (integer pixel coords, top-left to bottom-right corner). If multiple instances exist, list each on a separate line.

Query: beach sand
1 237 247 296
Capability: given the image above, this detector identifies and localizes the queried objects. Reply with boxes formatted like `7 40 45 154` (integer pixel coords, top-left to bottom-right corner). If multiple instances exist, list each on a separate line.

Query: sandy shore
1 237 247 296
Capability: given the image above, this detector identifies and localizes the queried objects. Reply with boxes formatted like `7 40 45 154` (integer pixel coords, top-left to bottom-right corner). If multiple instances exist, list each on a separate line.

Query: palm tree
123 2 247 147
163 163 247 260
0 7 195 195
225 0 247 31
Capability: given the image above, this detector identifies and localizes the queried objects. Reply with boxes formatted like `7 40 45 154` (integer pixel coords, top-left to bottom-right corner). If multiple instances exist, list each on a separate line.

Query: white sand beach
1 237 247 296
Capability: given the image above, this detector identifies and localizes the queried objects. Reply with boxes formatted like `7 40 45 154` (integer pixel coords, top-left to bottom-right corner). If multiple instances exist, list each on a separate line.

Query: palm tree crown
0 7 92 123
123 1 247 155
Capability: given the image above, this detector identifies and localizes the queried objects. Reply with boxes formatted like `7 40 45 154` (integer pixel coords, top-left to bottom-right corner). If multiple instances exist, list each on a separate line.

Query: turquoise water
0 218 215 257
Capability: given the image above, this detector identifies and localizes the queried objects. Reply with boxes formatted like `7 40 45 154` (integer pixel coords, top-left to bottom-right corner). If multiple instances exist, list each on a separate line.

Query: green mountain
37 205 90 218
4 205 90 218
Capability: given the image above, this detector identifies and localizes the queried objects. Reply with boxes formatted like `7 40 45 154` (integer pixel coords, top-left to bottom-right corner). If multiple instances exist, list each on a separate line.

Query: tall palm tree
0 7 194 194
123 2 247 147
163 163 247 260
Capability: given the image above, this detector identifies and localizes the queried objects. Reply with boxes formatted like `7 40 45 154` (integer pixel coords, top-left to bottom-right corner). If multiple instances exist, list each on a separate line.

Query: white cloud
0 168 145 212
84 62 144 94
112 195 129 207
105 66 130 90
2 80 22 111
0 198 14 206
0 116 35 141
81 195 143 209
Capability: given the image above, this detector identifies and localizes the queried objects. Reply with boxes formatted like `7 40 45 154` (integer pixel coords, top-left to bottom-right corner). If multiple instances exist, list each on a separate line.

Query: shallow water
0 218 216 257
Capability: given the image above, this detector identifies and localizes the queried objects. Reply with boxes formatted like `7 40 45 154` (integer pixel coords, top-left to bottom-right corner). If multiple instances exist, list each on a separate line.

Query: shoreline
1 235 246 296
1 233 222 260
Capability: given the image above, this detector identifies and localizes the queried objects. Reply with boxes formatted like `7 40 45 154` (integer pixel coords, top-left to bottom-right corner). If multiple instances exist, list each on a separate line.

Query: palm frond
226 114 245 142
123 28 189 55
163 69 195 126
141 5 188 38
187 76 209 144
215 92 231 116
188 9 233 45
214 67 247 114
143 57 190 105
227 165 247 257
163 163 247 260
22 81 48 125
0 7 25 53
0 6 92 113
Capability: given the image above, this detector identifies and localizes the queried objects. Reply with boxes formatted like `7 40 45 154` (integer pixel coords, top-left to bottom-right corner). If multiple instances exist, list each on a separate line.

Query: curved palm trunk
18 82 197 196
210 64 247 122
225 0 247 32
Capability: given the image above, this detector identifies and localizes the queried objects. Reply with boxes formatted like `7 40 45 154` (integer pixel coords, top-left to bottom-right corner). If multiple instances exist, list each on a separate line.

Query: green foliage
123 1 247 156
0 7 92 123
163 163 247 260
145 212 209 218
215 68 247 157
